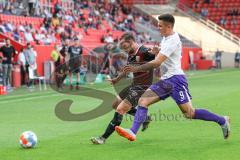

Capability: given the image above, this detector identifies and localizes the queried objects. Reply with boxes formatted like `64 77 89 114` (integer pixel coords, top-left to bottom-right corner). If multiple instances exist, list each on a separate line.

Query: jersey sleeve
160 39 178 57
140 46 155 61
143 50 155 61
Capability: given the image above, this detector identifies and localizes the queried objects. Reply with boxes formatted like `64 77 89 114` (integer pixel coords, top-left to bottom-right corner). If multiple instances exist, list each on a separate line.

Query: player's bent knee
112 99 121 110
138 97 150 107
116 106 129 115
116 99 132 115
116 108 125 115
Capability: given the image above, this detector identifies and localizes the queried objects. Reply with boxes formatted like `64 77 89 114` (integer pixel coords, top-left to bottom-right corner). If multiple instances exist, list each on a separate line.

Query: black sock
127 107 137 116
102 112 123 139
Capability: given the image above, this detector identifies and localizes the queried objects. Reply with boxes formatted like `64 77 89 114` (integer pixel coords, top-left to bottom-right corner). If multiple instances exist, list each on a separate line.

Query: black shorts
118 85 148 107
56 63 68 75
69 65 80 73
69 58 81 73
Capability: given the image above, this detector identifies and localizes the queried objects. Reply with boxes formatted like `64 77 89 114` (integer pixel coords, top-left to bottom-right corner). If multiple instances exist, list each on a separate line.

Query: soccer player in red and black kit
91 33 157 144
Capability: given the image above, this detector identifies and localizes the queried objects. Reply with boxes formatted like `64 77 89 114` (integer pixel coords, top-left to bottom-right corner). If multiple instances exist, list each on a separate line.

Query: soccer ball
19 131 38 148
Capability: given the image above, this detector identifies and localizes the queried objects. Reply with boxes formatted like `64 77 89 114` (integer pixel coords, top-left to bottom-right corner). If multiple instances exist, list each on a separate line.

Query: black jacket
0 45 16 64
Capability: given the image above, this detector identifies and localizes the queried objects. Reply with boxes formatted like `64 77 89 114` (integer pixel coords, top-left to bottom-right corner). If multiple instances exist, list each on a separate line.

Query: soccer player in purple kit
115 14 230 141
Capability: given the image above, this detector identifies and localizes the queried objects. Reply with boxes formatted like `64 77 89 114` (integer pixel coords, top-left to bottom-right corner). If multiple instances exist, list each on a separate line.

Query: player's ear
166 23 171 29
169 22 174 29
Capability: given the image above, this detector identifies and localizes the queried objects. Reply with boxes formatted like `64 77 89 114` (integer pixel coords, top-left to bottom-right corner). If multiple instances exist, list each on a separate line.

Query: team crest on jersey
131 90 138 97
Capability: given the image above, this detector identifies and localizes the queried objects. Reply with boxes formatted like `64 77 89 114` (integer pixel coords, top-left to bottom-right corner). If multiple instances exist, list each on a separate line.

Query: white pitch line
187 70 240 79
2 71 237 104
0 86 115 104
0 91 54 99
0 94 63 104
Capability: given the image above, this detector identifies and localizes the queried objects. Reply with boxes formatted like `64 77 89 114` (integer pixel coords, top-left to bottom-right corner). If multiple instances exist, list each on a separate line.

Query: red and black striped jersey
127 45 155 86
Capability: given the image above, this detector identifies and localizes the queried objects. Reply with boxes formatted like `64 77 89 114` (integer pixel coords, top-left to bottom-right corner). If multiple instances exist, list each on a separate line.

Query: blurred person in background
0 38 16 90
0 57 3 85
234 50 240 68
68 38 82 90
215 49 222 69
18 48 27 85
25 43 37 88
28 0 36 16
51 45 67 91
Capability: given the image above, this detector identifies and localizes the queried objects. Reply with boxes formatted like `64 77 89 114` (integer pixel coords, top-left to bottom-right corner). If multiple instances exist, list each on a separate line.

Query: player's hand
150 46 160 55
122 65 137 73
107 77 119 85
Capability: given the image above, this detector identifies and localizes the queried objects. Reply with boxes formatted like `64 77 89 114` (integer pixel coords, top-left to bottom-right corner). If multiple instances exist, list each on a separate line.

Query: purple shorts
150 75 192 105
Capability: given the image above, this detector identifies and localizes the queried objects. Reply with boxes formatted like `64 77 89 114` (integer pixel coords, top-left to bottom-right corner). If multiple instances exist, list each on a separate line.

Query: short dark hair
158 14 175 26
120 32 135 42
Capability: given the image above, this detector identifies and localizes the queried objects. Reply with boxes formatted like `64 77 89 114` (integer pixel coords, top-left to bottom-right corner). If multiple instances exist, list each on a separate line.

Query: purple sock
130 106 148 134
194 109 225 125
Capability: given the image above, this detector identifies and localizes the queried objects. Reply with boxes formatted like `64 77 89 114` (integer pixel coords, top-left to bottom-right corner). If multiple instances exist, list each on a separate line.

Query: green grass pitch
0 69 240 160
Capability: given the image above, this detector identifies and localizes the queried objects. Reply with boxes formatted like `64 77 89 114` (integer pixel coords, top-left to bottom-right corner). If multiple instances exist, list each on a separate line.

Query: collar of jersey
133 45 142 56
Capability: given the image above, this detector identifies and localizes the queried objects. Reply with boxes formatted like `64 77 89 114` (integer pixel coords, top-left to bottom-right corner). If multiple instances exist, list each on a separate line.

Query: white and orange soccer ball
19 131 38 148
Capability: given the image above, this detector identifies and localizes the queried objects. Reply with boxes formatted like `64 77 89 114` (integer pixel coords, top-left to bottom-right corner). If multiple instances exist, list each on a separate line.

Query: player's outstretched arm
107 72 126 85
123 53 167 73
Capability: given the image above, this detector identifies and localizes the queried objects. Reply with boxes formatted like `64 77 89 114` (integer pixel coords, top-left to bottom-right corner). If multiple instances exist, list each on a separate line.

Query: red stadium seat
185 0 240 37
